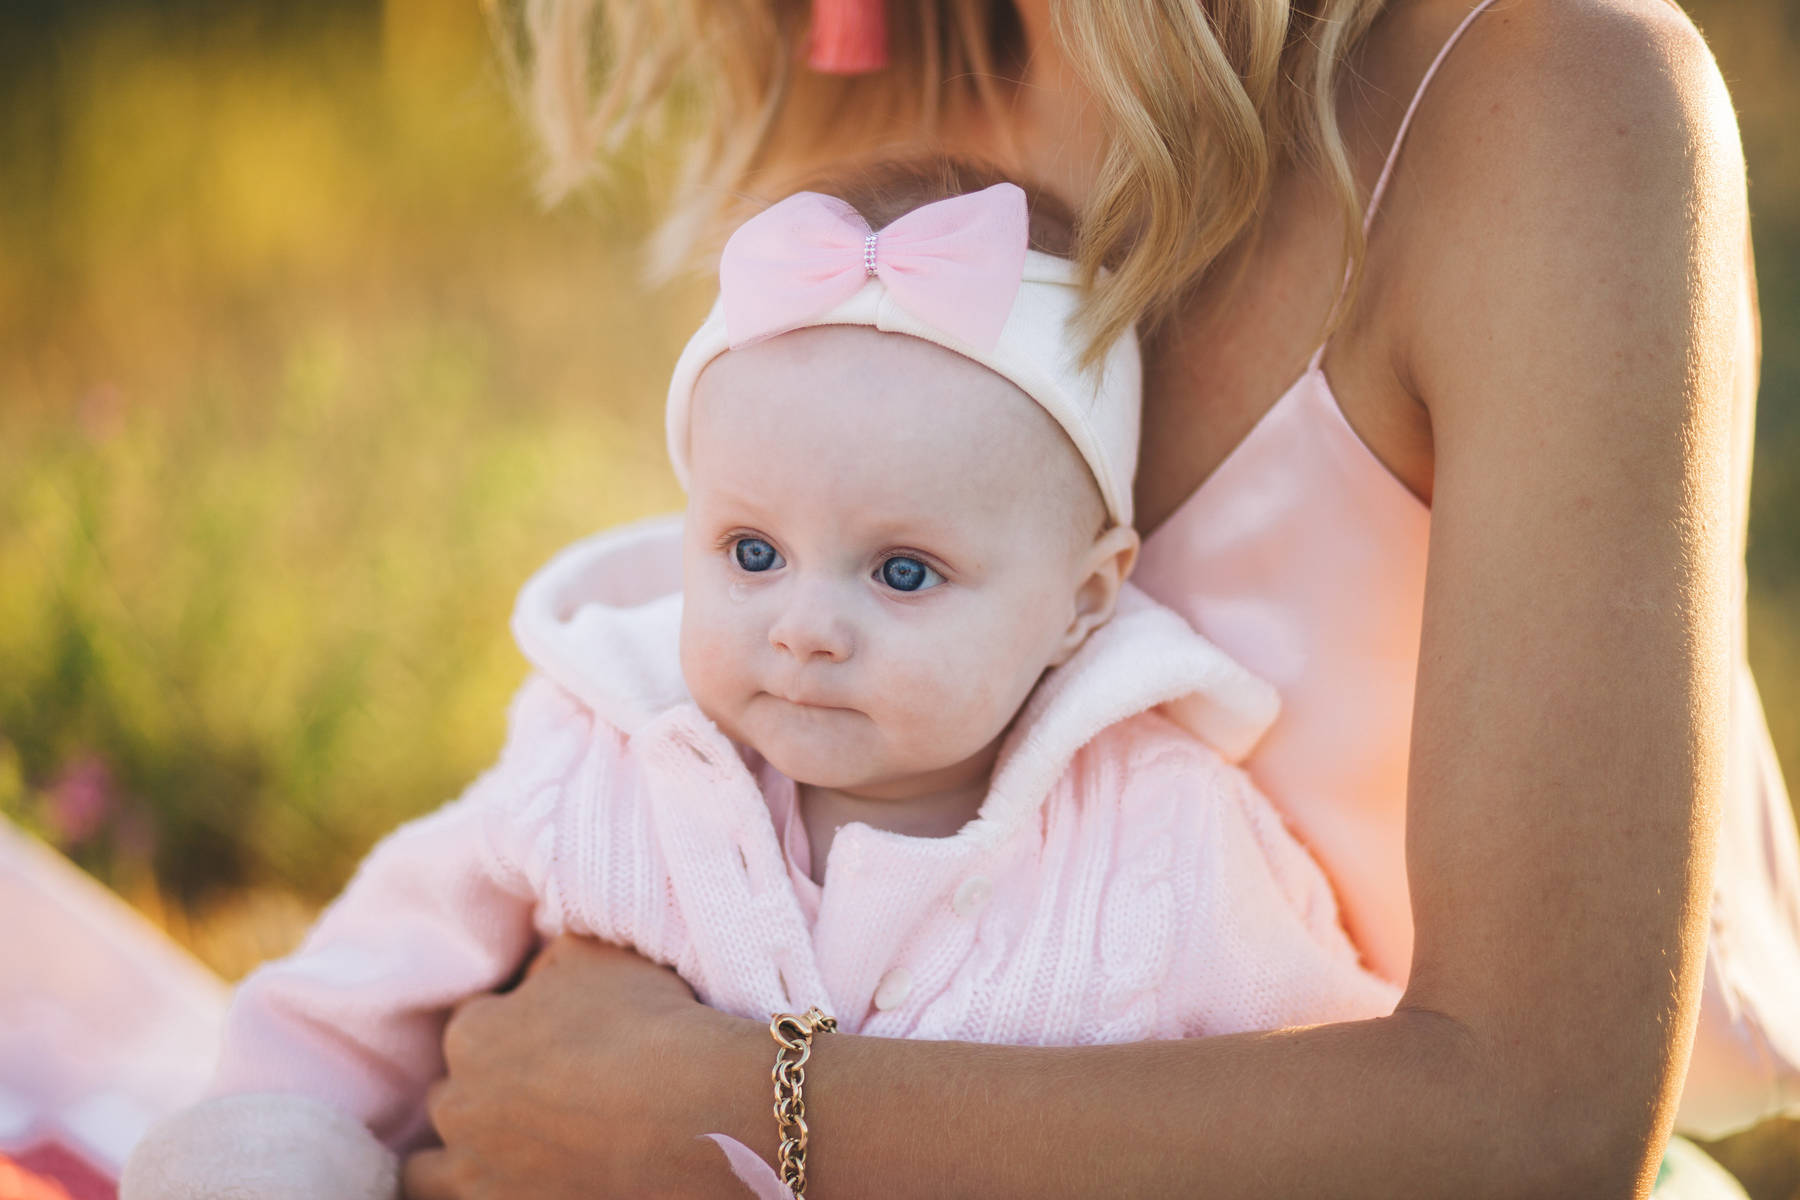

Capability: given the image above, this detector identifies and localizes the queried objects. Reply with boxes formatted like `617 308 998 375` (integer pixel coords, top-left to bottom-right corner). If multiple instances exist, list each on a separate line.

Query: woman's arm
1382 0 1744 1178
403 3 1748 1196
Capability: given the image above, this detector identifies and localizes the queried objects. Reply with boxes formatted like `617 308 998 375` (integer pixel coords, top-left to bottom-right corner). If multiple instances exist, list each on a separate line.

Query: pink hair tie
808 0 887 74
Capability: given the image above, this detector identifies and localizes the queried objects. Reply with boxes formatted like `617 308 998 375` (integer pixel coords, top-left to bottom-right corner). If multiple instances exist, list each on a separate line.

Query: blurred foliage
0 0 1794 988
0 0 696 961
1684 0 1800 869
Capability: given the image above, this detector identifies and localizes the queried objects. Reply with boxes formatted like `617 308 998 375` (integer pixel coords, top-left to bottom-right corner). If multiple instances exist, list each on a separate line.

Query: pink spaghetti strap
1359 0 1504 238
1308 0 1502 371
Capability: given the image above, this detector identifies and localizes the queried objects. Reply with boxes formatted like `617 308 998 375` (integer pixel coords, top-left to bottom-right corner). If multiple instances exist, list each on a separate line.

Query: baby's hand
121 1092 398 1200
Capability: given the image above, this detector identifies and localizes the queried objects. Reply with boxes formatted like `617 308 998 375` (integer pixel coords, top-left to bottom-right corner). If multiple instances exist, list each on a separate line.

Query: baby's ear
1049 525 1140 667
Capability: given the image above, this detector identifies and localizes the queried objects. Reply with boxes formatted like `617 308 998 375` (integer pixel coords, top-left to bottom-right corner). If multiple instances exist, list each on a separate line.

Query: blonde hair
494 0 1387 360
798 155 1080 258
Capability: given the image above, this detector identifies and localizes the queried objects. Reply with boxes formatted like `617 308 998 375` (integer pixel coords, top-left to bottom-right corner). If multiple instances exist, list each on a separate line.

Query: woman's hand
400 936 770 1200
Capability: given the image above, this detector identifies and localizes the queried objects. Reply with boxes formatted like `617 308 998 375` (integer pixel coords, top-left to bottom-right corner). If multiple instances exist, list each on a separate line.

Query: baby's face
680 325 1107 801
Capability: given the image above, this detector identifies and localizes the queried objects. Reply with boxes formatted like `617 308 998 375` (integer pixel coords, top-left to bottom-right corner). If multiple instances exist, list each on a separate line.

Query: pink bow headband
666 183 1144 526
721 184 1030 352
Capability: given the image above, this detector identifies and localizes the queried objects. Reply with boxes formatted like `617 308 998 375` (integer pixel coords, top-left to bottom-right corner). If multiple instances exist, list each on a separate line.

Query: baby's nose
767 581 853 663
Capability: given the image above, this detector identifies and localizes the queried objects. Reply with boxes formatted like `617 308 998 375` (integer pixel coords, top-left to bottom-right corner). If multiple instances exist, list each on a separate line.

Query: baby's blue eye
879 556 943 593
734 538 783 572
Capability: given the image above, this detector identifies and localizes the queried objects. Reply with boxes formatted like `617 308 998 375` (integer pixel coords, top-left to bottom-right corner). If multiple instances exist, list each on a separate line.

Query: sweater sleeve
121 676 596 1200
208 675 593 1144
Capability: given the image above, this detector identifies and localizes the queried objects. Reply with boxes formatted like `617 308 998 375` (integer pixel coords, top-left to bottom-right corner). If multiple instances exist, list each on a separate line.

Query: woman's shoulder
1387 0 1720 106
1385 0 1741 227
1368 0 1747 411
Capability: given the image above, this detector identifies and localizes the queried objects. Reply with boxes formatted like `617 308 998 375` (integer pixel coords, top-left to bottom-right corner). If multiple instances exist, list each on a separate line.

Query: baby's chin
694 694 855 777
751 724 891 793
704 693 998 796
756 730 1003 802
732 706 924 794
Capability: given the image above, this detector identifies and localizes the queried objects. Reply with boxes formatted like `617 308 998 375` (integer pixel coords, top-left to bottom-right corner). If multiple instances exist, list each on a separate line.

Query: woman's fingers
521 932 695 998
440 991 499 1076
399 1147 458 1200
411 935 758 1196
420 1074 457 1155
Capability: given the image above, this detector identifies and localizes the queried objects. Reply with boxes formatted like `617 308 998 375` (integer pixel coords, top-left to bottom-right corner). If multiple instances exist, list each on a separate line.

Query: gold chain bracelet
769 1006 837 1196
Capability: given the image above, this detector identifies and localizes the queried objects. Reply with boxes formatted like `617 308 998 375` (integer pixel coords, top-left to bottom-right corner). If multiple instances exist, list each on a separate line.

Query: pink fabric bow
720 183 1029 352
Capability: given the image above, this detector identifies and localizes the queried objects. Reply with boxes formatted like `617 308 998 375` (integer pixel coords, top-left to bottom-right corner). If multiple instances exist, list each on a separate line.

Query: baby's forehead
692 327 1049 453
688 326 1102 527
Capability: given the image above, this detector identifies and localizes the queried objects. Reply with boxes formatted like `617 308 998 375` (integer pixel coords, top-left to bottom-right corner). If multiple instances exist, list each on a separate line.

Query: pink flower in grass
44 755 115 847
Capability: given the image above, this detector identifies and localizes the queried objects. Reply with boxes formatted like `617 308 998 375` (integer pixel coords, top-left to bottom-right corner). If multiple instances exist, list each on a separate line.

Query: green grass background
0 0 1795 991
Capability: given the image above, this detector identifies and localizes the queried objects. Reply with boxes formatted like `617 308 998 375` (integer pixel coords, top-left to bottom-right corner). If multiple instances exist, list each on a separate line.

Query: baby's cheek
954 604 1065 723
883 643 1015 749
679 597 753 717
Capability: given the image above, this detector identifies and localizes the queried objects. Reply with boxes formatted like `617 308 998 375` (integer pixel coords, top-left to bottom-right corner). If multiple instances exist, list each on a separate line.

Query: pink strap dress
1134 0 1800 1139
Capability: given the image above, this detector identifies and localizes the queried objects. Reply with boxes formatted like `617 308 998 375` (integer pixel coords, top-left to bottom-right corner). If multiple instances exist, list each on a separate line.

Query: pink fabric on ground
0 821 224 1185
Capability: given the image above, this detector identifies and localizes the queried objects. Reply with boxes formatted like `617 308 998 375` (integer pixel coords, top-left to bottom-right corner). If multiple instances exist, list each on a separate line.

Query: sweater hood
511 514 1279 788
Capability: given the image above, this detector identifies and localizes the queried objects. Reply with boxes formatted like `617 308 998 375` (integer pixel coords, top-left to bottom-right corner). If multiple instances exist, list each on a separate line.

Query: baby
123 161 1399 1200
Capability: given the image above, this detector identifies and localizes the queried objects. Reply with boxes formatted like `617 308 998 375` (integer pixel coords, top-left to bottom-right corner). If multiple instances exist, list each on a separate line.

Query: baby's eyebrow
861 523 980 571
692 481 782 518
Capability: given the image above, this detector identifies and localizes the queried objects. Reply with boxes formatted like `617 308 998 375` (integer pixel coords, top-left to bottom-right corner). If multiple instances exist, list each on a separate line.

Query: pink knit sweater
122 517 1399 1199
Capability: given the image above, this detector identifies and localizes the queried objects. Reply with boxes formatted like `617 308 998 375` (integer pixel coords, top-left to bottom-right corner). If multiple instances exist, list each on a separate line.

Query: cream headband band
665 182 1142 526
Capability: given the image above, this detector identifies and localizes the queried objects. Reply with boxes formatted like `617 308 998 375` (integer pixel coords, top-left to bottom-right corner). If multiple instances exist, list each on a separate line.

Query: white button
952 875 992 918
873 967 913 1011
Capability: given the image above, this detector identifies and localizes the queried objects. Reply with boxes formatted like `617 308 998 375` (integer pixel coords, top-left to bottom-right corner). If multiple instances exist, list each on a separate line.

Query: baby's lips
764 685 856 712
